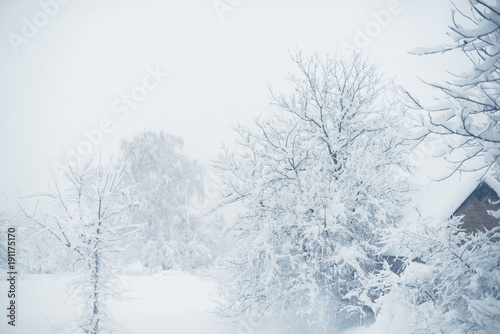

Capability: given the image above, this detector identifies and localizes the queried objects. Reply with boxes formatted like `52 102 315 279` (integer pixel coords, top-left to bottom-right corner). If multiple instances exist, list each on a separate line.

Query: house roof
407 171 500 221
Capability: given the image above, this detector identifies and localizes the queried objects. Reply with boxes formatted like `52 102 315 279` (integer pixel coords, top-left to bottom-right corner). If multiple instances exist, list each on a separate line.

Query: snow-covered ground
0 271 238 334
2 269 385 334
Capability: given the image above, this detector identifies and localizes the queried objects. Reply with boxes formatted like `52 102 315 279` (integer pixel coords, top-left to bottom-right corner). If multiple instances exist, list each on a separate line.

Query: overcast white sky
0 0 469 212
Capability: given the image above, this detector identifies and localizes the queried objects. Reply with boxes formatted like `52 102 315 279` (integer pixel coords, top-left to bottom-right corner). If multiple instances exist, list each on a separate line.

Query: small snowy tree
214 52 409 332
410 0 500 172
373 214 500 334
20 158 134 334
120 131 209 273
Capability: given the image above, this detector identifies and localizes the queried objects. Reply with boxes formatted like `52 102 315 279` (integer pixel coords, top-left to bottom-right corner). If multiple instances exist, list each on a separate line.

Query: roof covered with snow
406 171 500 221
384 170 500 258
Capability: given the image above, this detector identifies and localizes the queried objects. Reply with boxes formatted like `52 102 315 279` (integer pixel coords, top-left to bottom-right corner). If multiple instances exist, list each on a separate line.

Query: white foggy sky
0 0 468 211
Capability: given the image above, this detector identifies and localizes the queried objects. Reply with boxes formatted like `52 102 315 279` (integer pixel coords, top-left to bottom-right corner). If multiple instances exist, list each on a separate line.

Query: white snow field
0 271 240 334
0 270 387 334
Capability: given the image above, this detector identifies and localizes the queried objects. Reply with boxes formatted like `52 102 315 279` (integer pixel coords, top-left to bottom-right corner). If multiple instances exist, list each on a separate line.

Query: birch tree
119 131 209 272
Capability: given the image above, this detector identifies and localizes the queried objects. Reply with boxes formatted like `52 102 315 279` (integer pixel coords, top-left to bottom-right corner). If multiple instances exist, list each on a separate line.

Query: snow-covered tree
119 131 209 273
20 158 134 334
214 52 409 332
372 214 500 334
377 4 500 330
410 0 500 172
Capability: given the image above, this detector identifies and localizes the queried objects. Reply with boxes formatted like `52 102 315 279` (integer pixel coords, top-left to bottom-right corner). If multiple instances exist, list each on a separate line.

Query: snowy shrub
374 216 500 334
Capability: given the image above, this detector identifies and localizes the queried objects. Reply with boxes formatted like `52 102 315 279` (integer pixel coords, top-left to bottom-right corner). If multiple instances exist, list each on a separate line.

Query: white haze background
0 0 466 209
